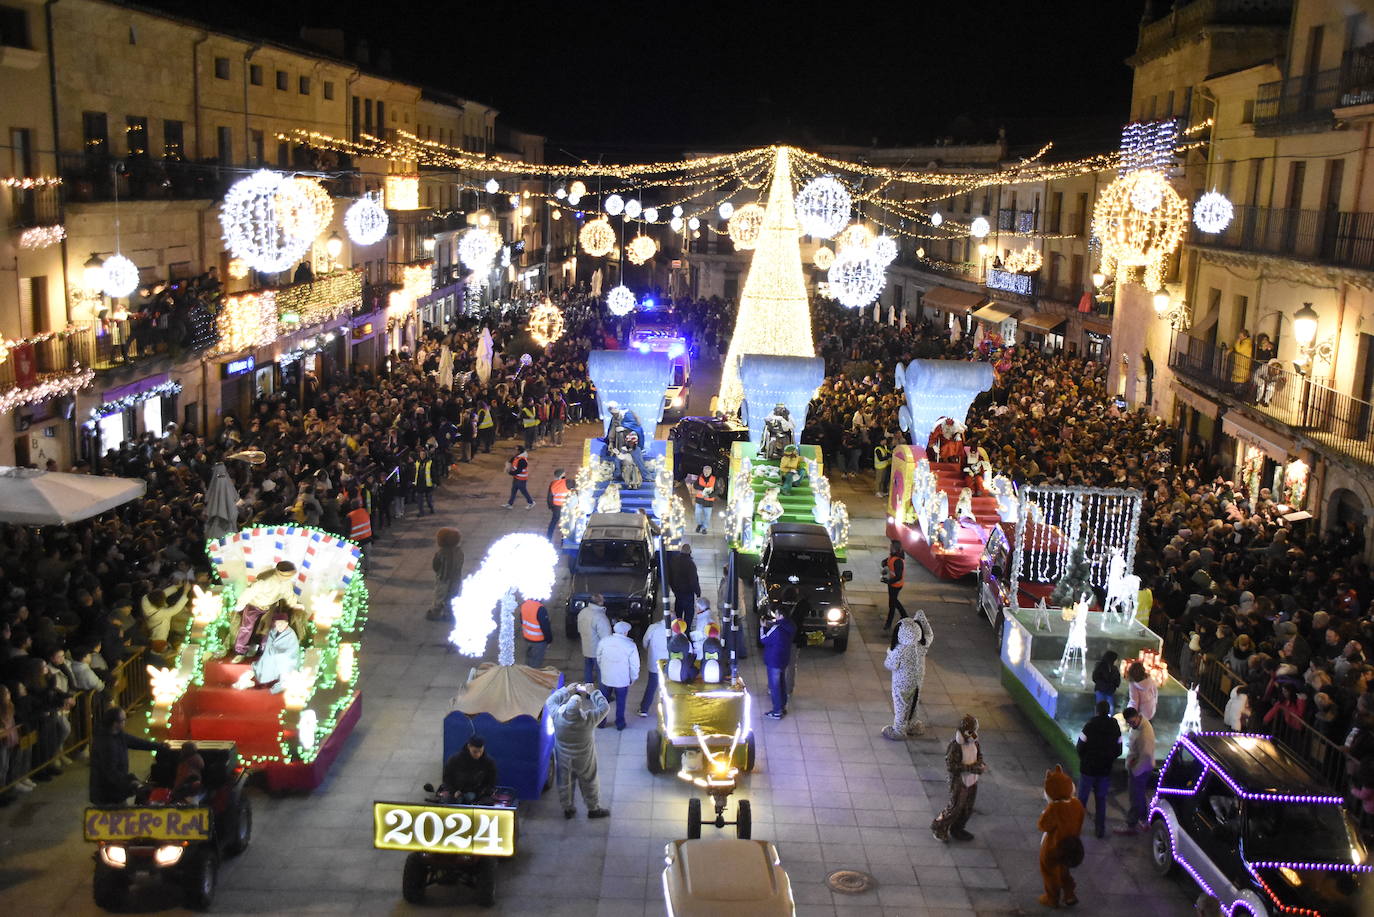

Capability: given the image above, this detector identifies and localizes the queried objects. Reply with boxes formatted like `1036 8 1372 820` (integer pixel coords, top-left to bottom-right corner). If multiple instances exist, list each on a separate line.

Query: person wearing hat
931 714 986 842
595 620 640 730
778 444 805 495
639 618 672 716
232 605 300 693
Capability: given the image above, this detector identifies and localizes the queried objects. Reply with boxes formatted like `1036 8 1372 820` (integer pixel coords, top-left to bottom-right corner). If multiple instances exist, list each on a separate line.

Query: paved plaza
0 376 1205 917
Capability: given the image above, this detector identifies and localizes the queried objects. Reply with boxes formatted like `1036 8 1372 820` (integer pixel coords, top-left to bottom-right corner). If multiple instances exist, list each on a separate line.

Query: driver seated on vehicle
147 742 207 805
442 736 498 804
666 618 696 683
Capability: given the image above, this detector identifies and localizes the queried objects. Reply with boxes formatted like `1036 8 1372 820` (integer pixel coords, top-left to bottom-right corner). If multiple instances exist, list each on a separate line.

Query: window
125 116 148 157
82 111 109 158
1159 747 1204 790
217 126 232 164
277 141 289 168
351 96 360 141
1241 99 1255 124
364 99 373 134
1165 90 1175 118
250 129 264 165
298 75 310 95
10 127 32 176
0 5 31 48
163 120 184 159
214 56 230 80
276 70 287 91
323 80 334 100
376 101 386 134
250 64 263 86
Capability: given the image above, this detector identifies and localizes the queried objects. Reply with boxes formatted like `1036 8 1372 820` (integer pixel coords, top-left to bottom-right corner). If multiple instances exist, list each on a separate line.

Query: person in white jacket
596 621 640 730
882 611 933 740
639 619 671 717
577 596 611 685
142 581 190 653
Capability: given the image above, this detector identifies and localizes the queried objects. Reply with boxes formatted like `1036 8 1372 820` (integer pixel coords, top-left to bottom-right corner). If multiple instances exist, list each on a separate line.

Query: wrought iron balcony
1188 204 1374 271
1254 67 1343 130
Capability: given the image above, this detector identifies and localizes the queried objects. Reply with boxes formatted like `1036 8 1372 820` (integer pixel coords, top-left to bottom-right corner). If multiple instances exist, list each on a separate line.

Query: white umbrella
204 462 240 541
438 344 454 390
476 328 494 386
0 466 146 525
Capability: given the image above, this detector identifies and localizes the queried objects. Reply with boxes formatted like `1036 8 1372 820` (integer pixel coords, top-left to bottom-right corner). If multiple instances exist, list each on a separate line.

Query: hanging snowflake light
220 169 313 272
813 246 835 270
930 211 944 227
872 234 898 266
580 217 615 257
969 216 991 239
626 234 658 265
835 223 874 252
344 193 389 246
718 201 735 220
644 207 659 223
277 177 334 243
102 253 140 298
527 300 566 347
458 227 499 269
794 174 851 239
485 178 499 194
606 285 636 316
624 198 642 219
1193 190 1234 234
827 248 886 309
604 194 625 216
727 203 765 250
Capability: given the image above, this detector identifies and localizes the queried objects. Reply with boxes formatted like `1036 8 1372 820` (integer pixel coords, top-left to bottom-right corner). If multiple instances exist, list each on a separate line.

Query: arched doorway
1327 487 1367 536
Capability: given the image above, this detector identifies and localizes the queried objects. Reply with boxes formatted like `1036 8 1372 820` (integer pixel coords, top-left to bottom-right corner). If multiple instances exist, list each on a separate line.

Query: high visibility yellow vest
874 446 892 471
521 407 538 429
478 409 494 429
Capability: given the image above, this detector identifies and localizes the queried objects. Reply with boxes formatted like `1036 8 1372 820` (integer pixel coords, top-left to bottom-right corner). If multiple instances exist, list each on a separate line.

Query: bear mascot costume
1037 764 1085 908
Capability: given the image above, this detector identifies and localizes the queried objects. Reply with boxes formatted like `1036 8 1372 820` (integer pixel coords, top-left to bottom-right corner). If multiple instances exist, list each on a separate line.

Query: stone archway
1327 487 1367 532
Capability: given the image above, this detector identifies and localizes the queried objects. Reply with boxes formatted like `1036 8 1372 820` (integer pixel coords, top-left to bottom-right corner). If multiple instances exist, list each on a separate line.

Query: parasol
204 462 240 541
0 466 145 525
438 344 454 390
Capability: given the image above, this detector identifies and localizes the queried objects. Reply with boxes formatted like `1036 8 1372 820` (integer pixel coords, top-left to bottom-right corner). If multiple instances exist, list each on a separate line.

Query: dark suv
566 512 659 637
670 416 750 486
752 523 852 652
1150 732 1369 917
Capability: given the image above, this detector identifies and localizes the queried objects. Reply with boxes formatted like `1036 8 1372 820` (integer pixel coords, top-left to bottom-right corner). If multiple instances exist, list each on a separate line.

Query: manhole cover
826 869 876 894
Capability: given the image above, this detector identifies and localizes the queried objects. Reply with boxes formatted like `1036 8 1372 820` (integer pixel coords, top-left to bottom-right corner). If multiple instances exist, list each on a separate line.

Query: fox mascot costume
1037 764 1085 907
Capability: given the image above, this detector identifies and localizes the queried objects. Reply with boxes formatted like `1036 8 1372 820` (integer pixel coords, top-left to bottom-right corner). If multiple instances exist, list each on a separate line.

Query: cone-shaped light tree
717 146 816 414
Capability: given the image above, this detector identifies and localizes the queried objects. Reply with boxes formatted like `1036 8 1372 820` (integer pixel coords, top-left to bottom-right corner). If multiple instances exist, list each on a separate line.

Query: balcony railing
9 186 60 227
0 327 96 391
1189 204 1374 271
1255 67 1343 128
58 152 359 203
1341 42 1374 106
1169 332 1374 467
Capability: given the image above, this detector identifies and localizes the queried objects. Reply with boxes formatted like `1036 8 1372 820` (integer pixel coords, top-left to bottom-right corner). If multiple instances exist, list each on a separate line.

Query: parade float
149 526 366 791
990 485 1188 765
884 358 1000 578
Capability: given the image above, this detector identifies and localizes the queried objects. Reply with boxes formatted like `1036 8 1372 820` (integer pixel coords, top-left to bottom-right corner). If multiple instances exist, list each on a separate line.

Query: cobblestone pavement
0 363 1203 916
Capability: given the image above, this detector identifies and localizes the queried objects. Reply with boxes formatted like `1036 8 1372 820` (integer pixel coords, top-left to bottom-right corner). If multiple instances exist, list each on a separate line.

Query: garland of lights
1 176 62 189
795 174 851 239
344 193 389 245
626 234 658 265
1092 169 1188 290
527 300 565 346
220 170 313 273
606 285 636 316
19 225 65 250
1002 245 1043 273
215 291 279 354
727 203 765 250
1192 190 1234 234
580 218 616 258
0 368 94 414
84 380 182 427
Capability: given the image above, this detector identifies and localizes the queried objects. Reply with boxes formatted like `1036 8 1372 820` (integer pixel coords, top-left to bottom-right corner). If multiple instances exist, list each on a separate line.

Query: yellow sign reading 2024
84 807 212 842
371 802 515 857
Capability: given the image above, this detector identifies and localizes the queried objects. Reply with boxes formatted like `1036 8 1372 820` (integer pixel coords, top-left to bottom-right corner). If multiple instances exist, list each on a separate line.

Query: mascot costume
1037 764 1086 908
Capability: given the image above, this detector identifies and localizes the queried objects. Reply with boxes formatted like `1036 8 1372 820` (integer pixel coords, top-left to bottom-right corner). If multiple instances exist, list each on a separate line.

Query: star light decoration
727 203 765 250
1092 168 1189 291
344 193 389 246
220 170 313 272
458 227 500 269
626 234 658 265
580 217 616 257
827 247 886 309
449 532 559 666
606 284 636 316
1193 190 1234 234
794 174 851 239
528 299 566 346
101 253 140 298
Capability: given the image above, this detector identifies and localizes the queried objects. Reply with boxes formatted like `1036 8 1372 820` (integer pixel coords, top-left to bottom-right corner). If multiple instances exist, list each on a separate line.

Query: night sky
130 0 1143 156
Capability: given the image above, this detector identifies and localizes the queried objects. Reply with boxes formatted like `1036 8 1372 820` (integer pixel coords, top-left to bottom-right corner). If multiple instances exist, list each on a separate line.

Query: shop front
218 355 257 427
83 373 183 465
971 301 1019 343
351 310 384 375
918 285 987 329
1081 317 1113 362
1019 311 1067 352
1221 411 1306 508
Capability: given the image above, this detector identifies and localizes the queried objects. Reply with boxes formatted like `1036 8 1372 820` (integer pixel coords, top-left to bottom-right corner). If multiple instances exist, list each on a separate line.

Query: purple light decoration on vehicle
1150 807 1237 914
1175 734 1344 804
1249 861 1374 873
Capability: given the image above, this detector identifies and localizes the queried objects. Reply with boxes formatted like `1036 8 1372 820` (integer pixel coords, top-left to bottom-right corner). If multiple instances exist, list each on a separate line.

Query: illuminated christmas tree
717 146 815 414
1050 540 1094 608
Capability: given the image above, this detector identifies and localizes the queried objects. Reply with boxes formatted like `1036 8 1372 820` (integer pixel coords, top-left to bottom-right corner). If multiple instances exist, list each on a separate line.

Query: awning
1222 411 1296 462
1082 317 1113 336
1171 382 1220 420
0 467 146 525
971 302 1019 324
1020 312 1067 334
921 286 987 313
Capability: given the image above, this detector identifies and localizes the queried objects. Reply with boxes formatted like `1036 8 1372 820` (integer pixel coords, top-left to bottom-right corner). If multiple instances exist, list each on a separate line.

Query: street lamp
326 232 343 260
1092 271 1107 289
1152 292 1170 315
1292 302 1319 350
83 252 106 291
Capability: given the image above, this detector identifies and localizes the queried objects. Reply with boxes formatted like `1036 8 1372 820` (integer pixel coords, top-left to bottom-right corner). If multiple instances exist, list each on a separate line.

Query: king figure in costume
232 608 300 693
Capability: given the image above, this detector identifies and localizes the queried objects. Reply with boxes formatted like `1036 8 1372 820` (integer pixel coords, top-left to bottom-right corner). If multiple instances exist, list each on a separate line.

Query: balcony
58 153 359 204
0 326 96 410
1254 67 1342 131
1170 332 1374 467
1342 43 1374 107
1189 205 1374 271
8 186 59 227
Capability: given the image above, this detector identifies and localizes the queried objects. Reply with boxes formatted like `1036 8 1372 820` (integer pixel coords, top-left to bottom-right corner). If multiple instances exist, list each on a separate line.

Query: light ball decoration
227 257 250 279
794 174 851 239
555 186 567 199
277 177 334 242
827 247 886 309
727 202 765 250
344 193 389 246
643 207 658 223
718 201 735 220
485 178 499 194
101 253 140 298
672 204 683 218
930 211 944 227
872 234 898 266
969 216 991 239
626 234 658 265
220 169 313 272
527 299 566 347
604 193 625 216
624 198 642 219
579 217 616 257
458 227 499 269
813 246 835 269
551 209 562 221
567 193 582 206
669 216 684 232
687 216 700 231
1193 190 1234 234
1092 169 1189 283
835 222 874 252
606 284 636 316
568 180 587 199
